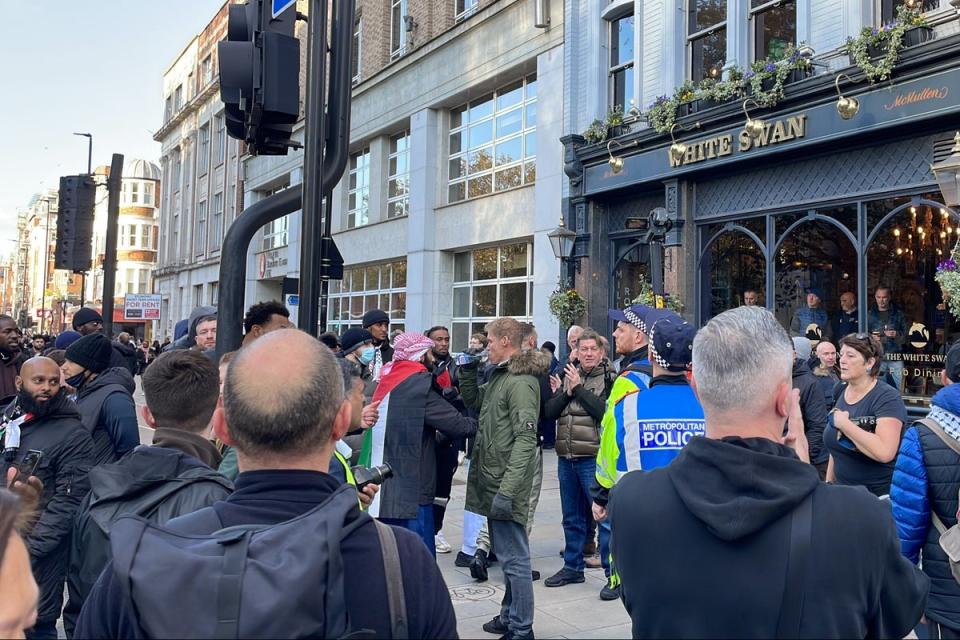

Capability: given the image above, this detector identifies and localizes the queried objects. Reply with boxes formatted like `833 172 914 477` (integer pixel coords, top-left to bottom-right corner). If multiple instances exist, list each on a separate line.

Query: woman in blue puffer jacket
891 365 960 637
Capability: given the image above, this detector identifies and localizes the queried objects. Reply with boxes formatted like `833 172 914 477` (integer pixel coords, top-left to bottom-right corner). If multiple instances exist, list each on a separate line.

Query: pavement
438 448 633 640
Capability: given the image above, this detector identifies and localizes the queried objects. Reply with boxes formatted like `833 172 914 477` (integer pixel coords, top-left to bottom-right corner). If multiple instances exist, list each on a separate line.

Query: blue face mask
357 346 376 366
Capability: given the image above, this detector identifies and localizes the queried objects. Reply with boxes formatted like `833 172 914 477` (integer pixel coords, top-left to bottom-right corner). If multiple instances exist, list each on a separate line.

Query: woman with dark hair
824 333 908 496
0 489 40 638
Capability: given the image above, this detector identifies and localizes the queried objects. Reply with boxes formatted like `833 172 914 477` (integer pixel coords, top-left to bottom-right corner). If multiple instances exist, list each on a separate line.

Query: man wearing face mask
359 332 477 556
62 334 139 466
1 357 94 640
362 310 393 382
339 328 378 402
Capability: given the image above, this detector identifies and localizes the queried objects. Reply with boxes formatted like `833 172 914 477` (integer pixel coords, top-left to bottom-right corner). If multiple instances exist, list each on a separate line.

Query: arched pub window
698 218 766 321
612 238 649 310
866 194 960 403
774 208 858 343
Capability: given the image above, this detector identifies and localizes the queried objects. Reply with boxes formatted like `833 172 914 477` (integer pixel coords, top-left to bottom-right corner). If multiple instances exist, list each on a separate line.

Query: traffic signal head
218 0 300 155
56 175 96 272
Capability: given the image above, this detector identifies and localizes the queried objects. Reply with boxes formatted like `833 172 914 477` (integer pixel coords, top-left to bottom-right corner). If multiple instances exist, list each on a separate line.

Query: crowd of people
1 295 959 639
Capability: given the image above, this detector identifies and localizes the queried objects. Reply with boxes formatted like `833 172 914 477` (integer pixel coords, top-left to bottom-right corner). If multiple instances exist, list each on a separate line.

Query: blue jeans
558 456 610 577
490 518 534 636
381 504 436 557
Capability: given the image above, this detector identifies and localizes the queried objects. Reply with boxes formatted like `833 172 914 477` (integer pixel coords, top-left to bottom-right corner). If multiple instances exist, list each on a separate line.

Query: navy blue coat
891 383 960 629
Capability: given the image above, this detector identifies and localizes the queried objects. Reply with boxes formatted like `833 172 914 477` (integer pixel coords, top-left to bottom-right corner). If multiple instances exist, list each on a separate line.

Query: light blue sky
0 0 225 248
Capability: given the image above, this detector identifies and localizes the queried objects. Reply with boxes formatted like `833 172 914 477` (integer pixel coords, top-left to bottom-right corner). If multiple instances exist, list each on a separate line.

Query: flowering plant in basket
548 284 587 327
936 245 960 318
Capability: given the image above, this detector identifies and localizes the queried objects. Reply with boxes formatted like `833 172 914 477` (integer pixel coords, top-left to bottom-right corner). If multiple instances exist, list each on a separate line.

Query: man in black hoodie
1 357 94 639
609 306 928 639
62 334 139 466
63 350 233 636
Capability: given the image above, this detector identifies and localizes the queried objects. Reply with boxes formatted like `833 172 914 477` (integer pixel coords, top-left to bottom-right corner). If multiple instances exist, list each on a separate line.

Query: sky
0 0 225 250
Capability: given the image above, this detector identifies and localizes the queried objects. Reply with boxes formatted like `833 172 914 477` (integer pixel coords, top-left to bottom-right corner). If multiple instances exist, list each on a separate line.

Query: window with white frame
125 268 136 295
209 281 219 305
215 114 226 164
172 151 182 189
327 260 407 333
196 200 207 255
751 0 796 61
609 14 635 113
143 181 155 206
352 19 362 84
448 75 537 203
201 55 213 86
174 84 183 111
451 242 533 350
194 284 203 308
165 95 173 122
388 132 410 219
455 0 480 21
260 184 290 251
141 224 152 250
347 149 371 228
126 224 137 247
173 212 180 260
688 0 726 81
138 269 150 294
390 0 407 60
211 192 224 251
198 125 210 174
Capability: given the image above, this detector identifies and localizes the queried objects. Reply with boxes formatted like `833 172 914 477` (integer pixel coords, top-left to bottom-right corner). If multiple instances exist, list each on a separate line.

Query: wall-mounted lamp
669 121 701 163
534 0 550 28
741 99 765 140
834 73 860 120
607 139 638 174
932 132 960 207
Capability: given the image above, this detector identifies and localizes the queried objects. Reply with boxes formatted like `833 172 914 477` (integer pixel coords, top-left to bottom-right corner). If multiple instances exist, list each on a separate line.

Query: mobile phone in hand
14 450 43 484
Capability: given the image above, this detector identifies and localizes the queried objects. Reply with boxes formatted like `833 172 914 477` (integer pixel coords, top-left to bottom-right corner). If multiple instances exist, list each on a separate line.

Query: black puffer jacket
63 445 233 636
792 358 829 465
111 341 137 375
0 392 94 623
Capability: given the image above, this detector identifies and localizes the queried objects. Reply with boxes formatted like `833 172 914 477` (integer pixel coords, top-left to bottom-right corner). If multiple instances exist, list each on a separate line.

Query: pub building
562 30 960 414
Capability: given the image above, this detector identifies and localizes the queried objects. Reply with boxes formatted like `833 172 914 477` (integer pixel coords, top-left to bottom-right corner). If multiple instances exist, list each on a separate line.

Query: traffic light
55 175 96 272
218 0 300 155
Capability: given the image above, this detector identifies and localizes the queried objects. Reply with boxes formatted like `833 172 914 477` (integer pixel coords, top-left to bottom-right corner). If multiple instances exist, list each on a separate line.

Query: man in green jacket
460 317 547 640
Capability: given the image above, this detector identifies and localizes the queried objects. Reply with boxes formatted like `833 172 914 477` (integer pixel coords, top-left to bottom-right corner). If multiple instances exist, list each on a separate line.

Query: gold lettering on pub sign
668 115 807 167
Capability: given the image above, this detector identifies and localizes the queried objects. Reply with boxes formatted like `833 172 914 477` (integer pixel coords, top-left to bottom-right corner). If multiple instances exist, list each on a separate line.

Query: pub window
688 0 726 81
866 194 958 400
613 238 651 311
775 216 857 344
880 0 938 23
609 14 635 113
751 0 796 61
699 222 766 320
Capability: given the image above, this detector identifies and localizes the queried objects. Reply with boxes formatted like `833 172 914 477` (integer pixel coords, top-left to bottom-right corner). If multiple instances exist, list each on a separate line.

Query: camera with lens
854 416 878 433
351 463 394 491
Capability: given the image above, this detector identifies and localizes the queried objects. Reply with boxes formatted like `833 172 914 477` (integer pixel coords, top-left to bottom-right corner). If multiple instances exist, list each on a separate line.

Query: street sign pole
101 154 124 337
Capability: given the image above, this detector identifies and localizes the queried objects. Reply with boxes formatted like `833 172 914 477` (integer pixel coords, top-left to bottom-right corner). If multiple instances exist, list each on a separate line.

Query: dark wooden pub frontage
563 33 960 412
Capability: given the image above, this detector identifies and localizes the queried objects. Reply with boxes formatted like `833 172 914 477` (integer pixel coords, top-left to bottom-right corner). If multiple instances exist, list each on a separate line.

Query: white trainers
435 532 452 554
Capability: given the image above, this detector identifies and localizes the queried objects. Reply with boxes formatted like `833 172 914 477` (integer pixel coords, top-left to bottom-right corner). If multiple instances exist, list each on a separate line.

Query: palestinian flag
358 360 431 518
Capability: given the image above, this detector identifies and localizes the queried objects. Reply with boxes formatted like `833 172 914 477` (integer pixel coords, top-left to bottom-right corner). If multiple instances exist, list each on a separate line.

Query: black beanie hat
340 328 374 355
65 333 113 373
361 309 389 328
72 307 103 330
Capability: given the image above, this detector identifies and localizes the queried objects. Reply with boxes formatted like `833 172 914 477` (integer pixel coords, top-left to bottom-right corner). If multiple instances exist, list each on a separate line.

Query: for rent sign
123 294 161 320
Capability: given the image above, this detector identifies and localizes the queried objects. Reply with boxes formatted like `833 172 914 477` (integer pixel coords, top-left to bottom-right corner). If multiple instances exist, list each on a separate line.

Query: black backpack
109 484 408 639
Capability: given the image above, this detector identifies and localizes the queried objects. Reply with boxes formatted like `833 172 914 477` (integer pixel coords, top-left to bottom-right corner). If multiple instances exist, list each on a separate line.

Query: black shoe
455 551 474 568
488 551 498 564
482 616 507 635
531 570 540 581
544 568 585 587
600 583 621 601
471 550 489 582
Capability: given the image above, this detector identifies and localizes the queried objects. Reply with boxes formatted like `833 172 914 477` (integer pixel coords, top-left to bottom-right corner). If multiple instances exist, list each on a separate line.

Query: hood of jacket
113 341 136 357
932 382 960 416
506 348 552 377
668 436 819 542
79 366 136 399
188 305 217 341
85 446 232 527
792 357 812 377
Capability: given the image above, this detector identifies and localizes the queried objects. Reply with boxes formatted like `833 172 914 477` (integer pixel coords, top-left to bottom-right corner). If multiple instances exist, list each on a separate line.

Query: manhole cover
449 585 497 601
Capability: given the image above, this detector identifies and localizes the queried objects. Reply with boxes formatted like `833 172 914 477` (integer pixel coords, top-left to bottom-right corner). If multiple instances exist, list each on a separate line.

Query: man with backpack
74 329 457 639
63 351 233 636
891 342 960 637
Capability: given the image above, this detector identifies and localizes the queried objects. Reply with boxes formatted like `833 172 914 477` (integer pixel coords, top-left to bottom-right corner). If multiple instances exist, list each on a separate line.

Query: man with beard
359 332 476 555
1 357 94 639
424 326 464 554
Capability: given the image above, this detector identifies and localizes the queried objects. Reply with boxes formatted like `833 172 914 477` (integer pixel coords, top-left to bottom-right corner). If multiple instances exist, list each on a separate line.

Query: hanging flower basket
846 5 931 83
936 243 960 319
549 285 587 328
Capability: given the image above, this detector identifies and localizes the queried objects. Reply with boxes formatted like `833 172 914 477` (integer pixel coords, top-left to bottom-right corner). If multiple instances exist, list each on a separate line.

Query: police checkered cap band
648 325 670 369
648 319 694 371
623 308 647 333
